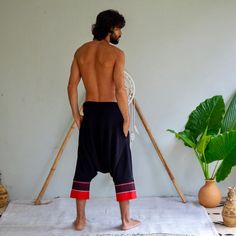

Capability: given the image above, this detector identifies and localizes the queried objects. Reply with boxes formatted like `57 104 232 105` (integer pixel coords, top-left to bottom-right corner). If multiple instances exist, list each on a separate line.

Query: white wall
0 0 235 200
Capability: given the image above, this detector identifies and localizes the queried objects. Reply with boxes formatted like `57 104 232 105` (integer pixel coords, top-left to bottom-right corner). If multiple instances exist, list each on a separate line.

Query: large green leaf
167 129 196 148
185 95 225 139
221 91 236 132
196 127 212 156
205 130 236 182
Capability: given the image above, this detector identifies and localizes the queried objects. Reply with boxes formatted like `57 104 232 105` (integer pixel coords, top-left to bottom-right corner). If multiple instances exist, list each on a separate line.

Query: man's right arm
67 52 82 129
113 50 130 136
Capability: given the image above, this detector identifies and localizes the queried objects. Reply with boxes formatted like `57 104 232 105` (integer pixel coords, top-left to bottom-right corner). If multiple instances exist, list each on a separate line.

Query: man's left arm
67 53 82 129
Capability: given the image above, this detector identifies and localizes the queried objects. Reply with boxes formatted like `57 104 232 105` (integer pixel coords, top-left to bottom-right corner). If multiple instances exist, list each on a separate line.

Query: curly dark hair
92 9 125 40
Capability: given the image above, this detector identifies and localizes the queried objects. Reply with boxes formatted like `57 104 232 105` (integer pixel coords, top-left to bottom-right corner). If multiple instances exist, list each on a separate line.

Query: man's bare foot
73 217 86 231
120 219 141 230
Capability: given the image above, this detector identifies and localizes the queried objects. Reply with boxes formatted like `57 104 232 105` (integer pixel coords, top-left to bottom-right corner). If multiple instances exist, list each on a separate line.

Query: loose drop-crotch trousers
70 101 137 201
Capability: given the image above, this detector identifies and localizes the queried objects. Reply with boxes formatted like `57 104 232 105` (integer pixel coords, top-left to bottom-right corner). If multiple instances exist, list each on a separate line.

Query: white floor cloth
0 196 218 236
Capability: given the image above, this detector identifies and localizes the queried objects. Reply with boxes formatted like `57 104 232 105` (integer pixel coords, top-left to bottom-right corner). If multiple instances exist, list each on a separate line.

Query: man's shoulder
74 41 93 53
73 41 125 59
109 45 125 57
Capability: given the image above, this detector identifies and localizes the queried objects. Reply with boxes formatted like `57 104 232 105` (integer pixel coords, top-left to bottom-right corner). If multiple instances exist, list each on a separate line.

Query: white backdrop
0 0 235 200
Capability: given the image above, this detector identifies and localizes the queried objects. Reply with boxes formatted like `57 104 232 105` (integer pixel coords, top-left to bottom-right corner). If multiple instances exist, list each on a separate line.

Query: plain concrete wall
0 0 235 200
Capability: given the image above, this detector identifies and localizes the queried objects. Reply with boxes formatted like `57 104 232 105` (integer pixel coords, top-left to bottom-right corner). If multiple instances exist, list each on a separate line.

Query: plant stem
211 161 219 179
194 150 207 178
202 153 209 179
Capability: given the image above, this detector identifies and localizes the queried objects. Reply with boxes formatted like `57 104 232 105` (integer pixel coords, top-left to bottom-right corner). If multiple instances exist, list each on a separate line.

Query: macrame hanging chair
124 71 139 144
124 70 135 105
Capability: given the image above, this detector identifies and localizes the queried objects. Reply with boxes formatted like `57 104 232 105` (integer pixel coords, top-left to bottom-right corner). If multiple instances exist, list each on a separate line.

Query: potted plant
167 92 236 208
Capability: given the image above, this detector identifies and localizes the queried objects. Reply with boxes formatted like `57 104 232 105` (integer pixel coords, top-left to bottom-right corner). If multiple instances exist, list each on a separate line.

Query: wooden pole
133 98 186 203
34 100 186 204
34 121 77 205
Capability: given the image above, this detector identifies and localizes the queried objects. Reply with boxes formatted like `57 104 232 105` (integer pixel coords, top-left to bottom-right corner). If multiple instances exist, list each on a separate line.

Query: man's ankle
121 217 130 224
76 215 86 220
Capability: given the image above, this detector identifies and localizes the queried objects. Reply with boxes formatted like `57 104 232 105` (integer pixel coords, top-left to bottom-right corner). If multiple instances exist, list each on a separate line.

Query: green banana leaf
185 95 225 139
205 130 236 182
221 91 236 132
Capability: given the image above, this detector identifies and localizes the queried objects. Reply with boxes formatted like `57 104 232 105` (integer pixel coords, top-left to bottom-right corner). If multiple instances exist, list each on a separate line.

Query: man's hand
123 119 130 137
74 113 83 130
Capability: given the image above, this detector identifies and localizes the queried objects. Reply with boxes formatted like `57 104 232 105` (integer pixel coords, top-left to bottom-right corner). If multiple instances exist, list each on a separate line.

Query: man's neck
104 35 110 44
93 35 110 44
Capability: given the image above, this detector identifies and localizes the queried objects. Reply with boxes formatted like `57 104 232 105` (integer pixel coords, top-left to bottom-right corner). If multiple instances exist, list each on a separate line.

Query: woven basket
0 184 8 208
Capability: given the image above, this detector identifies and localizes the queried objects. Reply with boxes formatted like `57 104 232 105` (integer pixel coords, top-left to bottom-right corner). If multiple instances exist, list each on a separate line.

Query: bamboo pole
35 100 186 204
133 98 186 203
34 121 77 205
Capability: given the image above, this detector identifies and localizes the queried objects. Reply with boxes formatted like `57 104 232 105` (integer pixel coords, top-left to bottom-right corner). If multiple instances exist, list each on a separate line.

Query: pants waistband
83 101 119 109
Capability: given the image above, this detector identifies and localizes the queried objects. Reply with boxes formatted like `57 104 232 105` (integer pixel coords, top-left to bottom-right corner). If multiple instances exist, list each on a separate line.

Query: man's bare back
68 30 129 135
74 40 122 102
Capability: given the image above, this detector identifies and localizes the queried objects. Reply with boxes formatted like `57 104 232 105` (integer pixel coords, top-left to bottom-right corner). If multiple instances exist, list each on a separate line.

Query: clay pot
222 186 236 227
198 179 222 208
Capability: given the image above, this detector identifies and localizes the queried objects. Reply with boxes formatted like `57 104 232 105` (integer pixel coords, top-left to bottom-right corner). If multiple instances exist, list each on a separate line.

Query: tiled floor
1 200 236 235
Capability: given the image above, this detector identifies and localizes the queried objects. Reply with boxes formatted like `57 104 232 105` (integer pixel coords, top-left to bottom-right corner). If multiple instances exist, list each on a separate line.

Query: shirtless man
67 9 141 231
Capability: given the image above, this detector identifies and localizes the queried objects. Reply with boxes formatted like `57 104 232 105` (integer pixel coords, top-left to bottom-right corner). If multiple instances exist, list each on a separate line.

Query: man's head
92 9 125 45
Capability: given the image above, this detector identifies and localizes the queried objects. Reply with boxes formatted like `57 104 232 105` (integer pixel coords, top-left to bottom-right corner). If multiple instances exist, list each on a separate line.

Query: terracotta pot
222 186 236 227
198 179 222 208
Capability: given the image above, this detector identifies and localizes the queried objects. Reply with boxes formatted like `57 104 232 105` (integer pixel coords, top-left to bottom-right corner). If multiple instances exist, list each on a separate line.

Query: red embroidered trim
70 189 89 200
116 191 137 201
